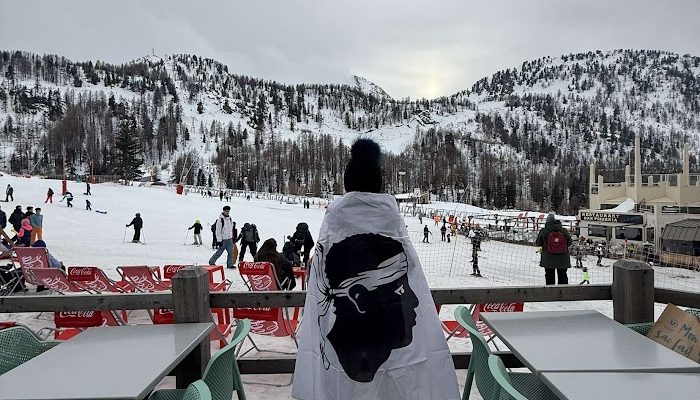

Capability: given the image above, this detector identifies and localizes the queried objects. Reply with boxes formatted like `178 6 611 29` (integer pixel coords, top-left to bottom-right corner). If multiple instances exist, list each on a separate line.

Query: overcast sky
1 0 699 99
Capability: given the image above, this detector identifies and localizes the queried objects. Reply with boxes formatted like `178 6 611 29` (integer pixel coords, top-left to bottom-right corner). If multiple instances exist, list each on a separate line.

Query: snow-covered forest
1 49 699 214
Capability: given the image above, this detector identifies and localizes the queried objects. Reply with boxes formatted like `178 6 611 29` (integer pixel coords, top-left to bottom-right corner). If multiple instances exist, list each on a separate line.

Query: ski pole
123 226 128 243
141 229 146 245
184 230 190 245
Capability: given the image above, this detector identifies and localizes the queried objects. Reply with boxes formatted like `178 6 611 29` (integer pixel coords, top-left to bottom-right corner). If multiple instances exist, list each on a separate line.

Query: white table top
541 372 700 400
481 310 700 373
0 323 214 400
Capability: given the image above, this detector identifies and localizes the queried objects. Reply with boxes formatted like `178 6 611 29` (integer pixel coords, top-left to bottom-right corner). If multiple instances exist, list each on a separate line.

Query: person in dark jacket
283 238 301 266
423 225 432 243
237 223 260 261
5 185 13 202
45 188 54 203
8 206 23 234
291 222 315 265
535 212 572 285
188 220 203 245
440 223 447 241
255 238 296 290
126 213 143 243
0 205 6 229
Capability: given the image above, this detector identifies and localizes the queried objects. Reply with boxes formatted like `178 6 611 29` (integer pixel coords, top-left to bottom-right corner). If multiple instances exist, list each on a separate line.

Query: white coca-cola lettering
130 274 155 290
482 303 519 312
70 267 95 276
249 275 273 290
21 255 46 269
58 311 96 318
42 276 70 292
250 320 280 336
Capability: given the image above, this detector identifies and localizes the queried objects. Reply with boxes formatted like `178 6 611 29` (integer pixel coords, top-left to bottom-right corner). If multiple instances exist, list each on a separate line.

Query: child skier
580 267 590 284
60 192 74 208
188 220 203 245
574 245 583 268
85 199 92 211
470 241 482 277
595 243 604 266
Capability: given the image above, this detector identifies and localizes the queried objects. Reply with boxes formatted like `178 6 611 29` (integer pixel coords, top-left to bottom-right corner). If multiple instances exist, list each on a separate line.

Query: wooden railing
1 261 698 385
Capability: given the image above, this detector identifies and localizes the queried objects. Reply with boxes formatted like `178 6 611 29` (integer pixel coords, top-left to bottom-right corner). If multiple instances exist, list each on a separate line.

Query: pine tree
114 118 143 183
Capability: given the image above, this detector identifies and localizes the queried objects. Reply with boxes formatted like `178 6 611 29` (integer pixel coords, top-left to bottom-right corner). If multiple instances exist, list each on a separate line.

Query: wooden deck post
172 266 211 388
612 259 654 324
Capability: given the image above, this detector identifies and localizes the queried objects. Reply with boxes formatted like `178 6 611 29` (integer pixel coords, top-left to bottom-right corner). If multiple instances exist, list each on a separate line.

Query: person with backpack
8 206 23 240
209 206 235 269
188 220 203 245
45 188 54 203
237 222 260 261
535 212 572 285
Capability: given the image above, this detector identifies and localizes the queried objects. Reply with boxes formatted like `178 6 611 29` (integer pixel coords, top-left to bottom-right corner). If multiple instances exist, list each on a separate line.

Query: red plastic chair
235 261 299 353
436 303 524 343
117 265 170 292
67 267 130 322
31 268 87 294
13 247 50 286
67 266 130 293
52 310 121 340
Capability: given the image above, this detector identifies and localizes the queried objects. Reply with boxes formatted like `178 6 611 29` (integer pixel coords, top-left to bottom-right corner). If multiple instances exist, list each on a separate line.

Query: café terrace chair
455 306 558 400
487 355 529 400
150 380 211 400
0 325 60 375
149 319 250 400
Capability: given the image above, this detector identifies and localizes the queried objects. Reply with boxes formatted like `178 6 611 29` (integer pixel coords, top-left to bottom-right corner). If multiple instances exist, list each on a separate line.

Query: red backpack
546 231 568 254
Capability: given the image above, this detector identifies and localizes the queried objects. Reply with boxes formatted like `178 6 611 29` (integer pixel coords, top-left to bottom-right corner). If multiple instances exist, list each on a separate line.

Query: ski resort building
580 136 700 250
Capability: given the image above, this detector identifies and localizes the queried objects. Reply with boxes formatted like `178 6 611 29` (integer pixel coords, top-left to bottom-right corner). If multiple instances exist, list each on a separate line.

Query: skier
60 192 74 208
219 190 224 202
188 220 203 245
291 222 315 265
423 225 432 243
209 206 235 269
418 212 423 225
595 243 604 266
580 267 590 284
447 233 451 243
85 182 91 195
450 223 457 237
440 223 447 241
29 208 43 244
535 212 572 285
45 188 54 203
85 199 92 211
5 185 13 202
237 222 260 262
125 213 143 243
574 245 583 268
471 240 482 277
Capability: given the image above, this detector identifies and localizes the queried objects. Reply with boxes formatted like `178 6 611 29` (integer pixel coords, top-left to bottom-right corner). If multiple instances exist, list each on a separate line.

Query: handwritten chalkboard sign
647 304 700 363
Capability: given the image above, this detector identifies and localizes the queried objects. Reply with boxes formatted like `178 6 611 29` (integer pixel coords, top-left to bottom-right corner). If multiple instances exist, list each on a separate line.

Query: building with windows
579 136 700 249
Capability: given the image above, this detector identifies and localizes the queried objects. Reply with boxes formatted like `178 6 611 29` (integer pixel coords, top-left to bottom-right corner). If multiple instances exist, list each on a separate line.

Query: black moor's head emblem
315 233 419 382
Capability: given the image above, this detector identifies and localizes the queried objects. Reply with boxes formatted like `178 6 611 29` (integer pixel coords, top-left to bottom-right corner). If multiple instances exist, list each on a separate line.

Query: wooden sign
647 304 700 363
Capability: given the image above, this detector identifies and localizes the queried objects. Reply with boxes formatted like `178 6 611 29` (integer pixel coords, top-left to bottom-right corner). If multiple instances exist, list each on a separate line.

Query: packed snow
1 173 697 399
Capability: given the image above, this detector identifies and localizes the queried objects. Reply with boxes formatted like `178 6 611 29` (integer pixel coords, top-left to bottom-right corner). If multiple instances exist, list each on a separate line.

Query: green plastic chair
455 306 558 400
152 380 211 400
150 319 250 400
0 326 60 375
487 355 529 400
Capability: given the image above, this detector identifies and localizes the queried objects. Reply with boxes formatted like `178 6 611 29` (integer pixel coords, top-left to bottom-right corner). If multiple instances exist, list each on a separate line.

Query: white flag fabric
292 192 460 400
